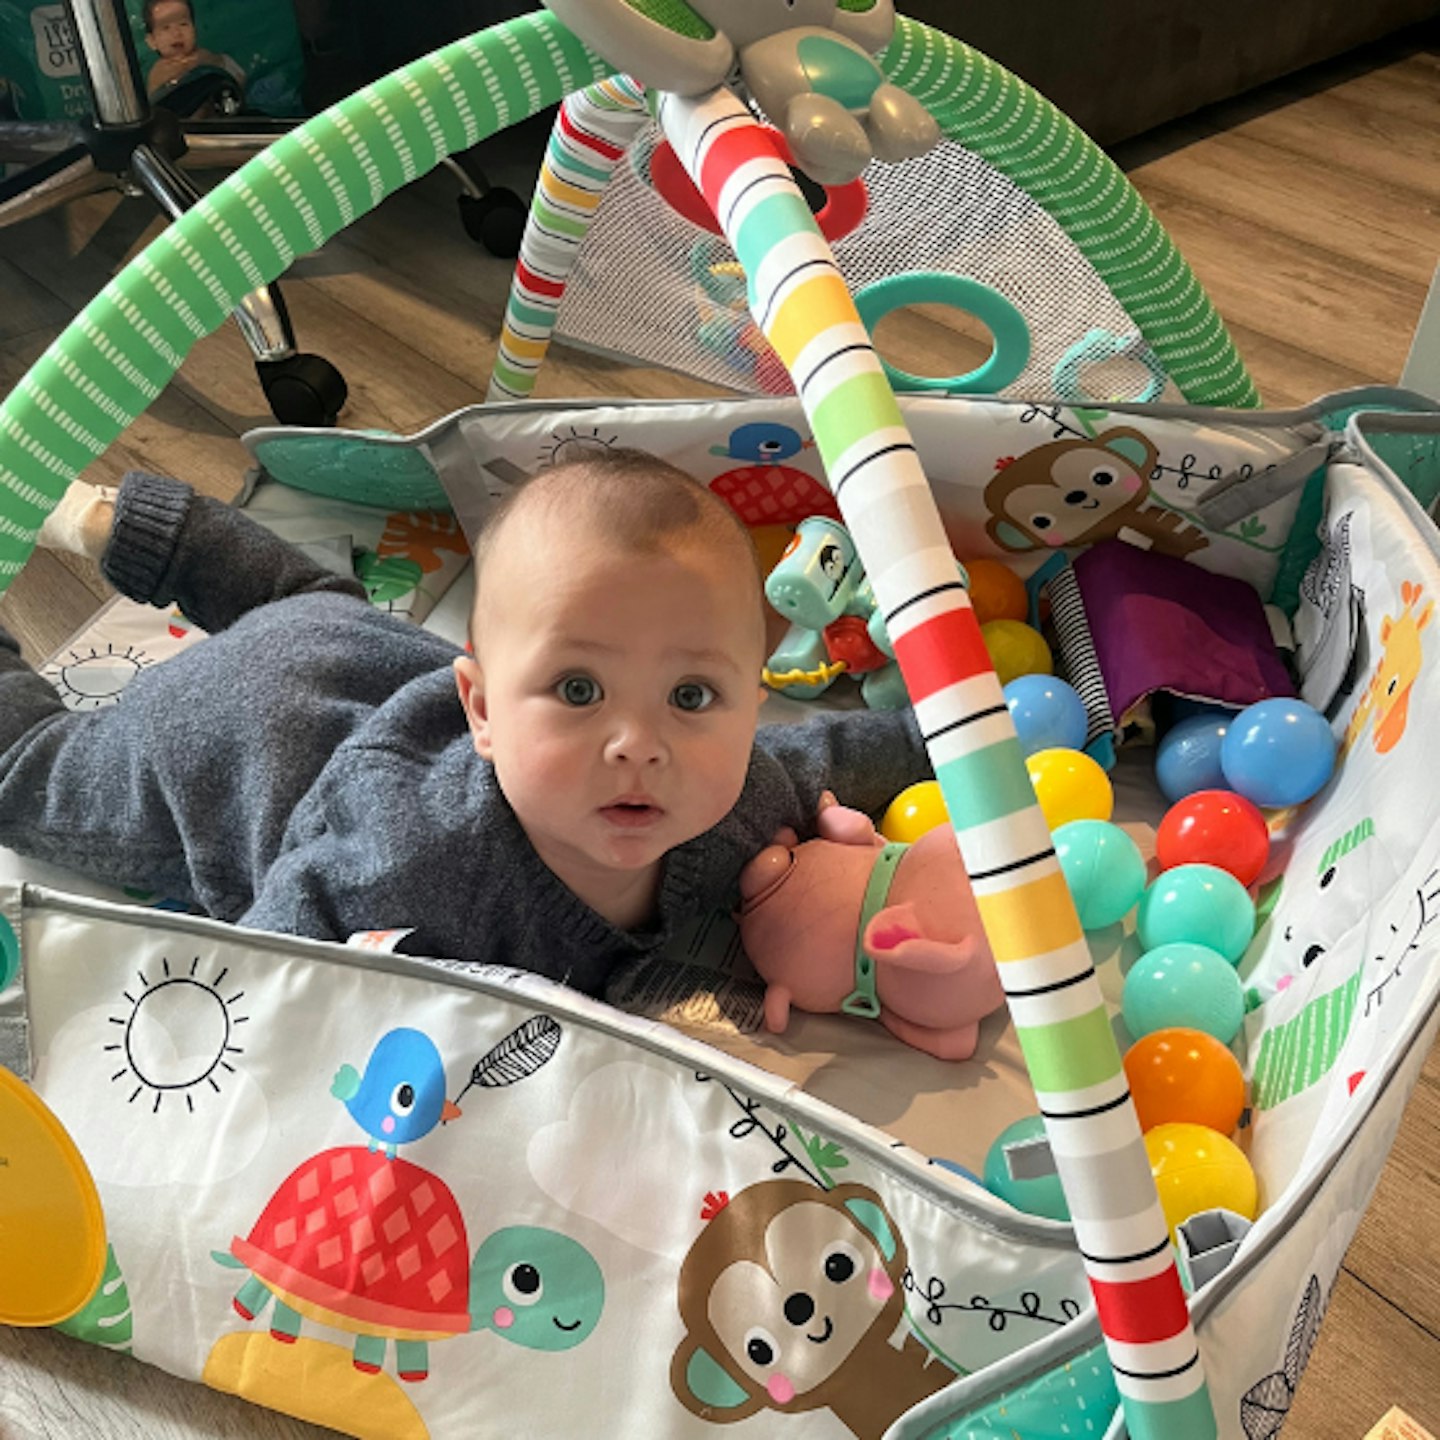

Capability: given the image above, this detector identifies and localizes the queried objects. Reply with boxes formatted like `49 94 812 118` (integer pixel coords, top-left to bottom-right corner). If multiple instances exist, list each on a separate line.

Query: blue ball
1155 715 1231 803
1220 698 1337 809
1137 863 1256 962
1004 675 1089 757
982 1116 1070 1221
1122 941 1245 1044
1054 820 1148 930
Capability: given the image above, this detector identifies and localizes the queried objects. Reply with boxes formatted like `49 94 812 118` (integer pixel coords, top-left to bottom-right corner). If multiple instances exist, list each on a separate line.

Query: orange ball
1124 1027 1246 1134
751 524 797 577
964 559 1029 625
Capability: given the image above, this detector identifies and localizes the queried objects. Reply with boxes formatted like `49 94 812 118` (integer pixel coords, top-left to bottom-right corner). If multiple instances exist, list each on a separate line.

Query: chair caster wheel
457 187 527 258
257 353 348 427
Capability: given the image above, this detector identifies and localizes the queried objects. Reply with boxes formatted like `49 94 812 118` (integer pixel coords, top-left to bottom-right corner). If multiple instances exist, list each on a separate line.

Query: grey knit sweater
0 473 931 995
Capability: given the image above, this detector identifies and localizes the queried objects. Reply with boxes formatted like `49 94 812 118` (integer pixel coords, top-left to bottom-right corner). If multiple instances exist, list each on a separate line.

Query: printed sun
42 643 154 710
539 424 617 468
106 957 250 1113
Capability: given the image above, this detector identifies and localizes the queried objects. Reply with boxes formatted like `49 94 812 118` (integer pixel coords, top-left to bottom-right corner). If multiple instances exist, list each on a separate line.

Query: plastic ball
880 780 949 844
982 1115 1070 1221
1026 747 1114 829
1136 863 1256 963
1004 674 1089 757
1053 820 1147 930
1144 1123 1258 1240
1155 714 1233 803
1124 1027 1247 1134
1122 941 1245 1045
964 558 1029 625
751 524 797 578
981 619 1052 686
1155 790 1270 887
1219 698 1337 809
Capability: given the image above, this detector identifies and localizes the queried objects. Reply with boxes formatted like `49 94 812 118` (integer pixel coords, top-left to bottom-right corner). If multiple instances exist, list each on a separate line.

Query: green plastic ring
854 271 1031 395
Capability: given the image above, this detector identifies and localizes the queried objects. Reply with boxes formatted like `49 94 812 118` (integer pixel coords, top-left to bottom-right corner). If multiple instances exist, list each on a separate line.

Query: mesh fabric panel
553 129 1180 404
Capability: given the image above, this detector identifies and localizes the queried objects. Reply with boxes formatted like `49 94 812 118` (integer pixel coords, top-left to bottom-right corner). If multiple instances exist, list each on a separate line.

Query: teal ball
982 1116 1070 1221
1137 863 1255 963
1123 942 1245 1045
1054 820 1148 930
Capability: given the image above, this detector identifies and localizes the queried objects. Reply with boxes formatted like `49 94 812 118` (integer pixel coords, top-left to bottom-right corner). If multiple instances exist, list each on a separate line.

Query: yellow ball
1026 747 1114 829
1144 1122 1259 1241
981 619 1052 685
880 780 949 844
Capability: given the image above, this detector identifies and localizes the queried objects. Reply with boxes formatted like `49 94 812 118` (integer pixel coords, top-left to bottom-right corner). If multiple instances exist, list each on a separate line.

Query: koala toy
543 0 940 185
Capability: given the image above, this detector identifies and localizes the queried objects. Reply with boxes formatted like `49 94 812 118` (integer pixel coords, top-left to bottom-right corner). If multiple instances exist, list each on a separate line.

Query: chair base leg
0 148 116 228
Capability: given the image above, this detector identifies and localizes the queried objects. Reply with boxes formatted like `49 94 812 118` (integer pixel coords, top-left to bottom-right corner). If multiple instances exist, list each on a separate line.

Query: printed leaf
53 1246 132 1353
469 1015 562 1090
354 550 423 603
796 1125 849 1180
1283 1275 1325 1385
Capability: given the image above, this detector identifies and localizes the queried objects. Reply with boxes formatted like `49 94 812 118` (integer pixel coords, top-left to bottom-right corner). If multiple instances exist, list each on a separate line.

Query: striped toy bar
0 12 611 598
656 87 1218 1440
487 76 648 402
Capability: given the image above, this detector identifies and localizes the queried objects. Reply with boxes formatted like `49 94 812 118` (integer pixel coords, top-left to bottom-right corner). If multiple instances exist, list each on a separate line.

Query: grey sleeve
752 706 931 827
101 471 367 634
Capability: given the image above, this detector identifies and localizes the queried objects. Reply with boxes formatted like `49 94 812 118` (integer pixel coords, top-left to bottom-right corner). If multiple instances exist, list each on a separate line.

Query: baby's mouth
600 799 663 828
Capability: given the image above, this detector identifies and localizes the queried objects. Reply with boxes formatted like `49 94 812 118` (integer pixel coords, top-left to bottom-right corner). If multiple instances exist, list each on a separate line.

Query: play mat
1 6 1440 1440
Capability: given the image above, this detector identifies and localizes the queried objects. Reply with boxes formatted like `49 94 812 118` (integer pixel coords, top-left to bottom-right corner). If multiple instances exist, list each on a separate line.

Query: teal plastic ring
1053 328 1167 404
853 271 1031 395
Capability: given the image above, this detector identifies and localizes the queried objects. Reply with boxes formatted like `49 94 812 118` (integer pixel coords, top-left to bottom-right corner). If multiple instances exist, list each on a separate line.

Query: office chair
0 0 529 425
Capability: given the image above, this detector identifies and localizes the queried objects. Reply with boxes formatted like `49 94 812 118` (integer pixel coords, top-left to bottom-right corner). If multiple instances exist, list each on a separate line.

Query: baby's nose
605 716 665 765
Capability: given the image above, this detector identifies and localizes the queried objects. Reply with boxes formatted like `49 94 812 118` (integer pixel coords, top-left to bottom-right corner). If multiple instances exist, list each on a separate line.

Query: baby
142 0 245 101
1 451 930 994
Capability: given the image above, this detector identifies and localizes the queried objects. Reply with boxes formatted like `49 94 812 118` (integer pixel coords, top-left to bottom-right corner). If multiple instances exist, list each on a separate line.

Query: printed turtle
217 1145 472 1380
213 1145 605 1380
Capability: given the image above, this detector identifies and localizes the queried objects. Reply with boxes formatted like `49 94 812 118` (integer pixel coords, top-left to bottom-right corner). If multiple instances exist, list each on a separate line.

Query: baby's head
144 0 196 58
453 449 769 927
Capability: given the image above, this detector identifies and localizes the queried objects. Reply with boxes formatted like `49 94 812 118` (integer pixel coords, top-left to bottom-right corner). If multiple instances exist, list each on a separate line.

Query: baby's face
147 1 196 58
457 521 766 909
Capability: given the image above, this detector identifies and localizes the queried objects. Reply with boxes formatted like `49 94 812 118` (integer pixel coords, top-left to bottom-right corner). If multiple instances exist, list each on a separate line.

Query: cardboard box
1365 1407 1437 1440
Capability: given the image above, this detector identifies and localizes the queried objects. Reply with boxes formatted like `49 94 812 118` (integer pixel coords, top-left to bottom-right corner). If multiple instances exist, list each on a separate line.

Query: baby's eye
556 675 602 707
671 681 716 712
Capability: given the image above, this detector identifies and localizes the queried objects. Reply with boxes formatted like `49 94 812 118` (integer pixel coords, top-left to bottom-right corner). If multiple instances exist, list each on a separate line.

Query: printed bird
330 1028 462 1159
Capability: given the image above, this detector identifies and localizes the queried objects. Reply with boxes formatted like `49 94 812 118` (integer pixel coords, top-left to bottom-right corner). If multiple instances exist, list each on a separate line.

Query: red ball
1155 789 1270 887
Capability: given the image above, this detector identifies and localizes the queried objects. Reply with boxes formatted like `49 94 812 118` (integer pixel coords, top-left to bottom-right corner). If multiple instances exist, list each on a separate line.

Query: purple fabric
1072 540 1295 723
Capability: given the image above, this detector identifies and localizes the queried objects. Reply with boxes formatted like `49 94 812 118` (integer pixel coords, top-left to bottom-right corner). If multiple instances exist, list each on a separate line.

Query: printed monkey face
706 1199 892 1404
1005 444 1147 547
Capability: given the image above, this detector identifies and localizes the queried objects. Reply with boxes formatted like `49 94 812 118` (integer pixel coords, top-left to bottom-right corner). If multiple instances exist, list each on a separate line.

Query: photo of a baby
141 0 245 104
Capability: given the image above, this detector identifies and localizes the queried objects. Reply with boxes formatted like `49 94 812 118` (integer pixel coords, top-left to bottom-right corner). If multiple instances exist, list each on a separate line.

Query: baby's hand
816 791 885 848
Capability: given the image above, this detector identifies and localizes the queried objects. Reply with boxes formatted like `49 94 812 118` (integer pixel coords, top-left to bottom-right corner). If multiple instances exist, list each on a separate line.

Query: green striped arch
0 12 611 597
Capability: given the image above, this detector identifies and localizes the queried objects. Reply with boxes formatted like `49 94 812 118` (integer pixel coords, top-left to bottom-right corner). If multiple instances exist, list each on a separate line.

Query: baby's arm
752 706 930 829
98 472 366 634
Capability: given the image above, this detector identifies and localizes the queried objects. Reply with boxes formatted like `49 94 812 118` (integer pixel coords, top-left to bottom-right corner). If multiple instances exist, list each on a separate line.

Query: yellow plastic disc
0 1065 106 1325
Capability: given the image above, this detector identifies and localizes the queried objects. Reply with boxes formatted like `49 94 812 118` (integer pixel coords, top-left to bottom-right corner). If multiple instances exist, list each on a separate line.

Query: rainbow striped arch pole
657 86 1218 1440
488 75 648 402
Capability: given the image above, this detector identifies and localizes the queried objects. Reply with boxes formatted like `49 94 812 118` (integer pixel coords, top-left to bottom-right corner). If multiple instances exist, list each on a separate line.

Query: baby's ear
453 656 493 759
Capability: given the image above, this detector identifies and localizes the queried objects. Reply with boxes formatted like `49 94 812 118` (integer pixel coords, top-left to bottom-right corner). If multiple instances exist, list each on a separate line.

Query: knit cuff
101 471 195 604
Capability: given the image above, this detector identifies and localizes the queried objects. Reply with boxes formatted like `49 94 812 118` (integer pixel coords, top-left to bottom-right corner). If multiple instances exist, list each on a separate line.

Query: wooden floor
1 21 1439 1440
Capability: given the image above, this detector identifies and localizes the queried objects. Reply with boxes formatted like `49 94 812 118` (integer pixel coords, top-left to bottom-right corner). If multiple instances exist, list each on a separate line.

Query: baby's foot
36 482 117 560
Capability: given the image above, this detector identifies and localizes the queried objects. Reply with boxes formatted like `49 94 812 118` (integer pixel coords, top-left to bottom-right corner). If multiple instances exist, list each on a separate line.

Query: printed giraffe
1344 580 1433 757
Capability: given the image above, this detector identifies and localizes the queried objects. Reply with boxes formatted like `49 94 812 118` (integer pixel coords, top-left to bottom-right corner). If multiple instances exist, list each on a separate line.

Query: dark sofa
899 1 1440 146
